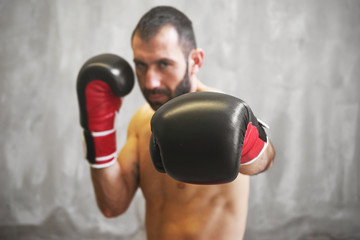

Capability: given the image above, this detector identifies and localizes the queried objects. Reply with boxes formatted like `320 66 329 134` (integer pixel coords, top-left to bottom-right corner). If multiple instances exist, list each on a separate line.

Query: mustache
143 88 172 97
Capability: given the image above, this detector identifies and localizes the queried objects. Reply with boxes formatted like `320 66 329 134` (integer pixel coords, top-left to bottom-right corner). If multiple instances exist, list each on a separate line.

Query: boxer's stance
77 6 275 240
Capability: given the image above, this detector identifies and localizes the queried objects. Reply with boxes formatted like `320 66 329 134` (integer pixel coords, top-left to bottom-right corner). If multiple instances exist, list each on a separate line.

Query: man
79 6 275 240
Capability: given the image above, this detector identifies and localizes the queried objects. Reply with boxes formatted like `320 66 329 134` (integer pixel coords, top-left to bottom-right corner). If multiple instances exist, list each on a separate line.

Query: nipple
177 182 186 189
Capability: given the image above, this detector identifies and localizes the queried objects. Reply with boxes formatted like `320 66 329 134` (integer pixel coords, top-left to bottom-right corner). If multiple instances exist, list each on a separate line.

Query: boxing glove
77 53 134 168
149 92 268 184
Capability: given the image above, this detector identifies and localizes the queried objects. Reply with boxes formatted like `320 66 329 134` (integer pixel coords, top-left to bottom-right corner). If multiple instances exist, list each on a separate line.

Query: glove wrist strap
90 156 117 168
241 136 268 165
82 129 118 168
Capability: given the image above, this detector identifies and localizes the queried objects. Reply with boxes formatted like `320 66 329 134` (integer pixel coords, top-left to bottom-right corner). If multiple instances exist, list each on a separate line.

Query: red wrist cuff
241 122 267 164
92 130 117 166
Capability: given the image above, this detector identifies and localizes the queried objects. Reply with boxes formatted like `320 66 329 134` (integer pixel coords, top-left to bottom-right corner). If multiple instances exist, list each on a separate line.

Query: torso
132 101 250 240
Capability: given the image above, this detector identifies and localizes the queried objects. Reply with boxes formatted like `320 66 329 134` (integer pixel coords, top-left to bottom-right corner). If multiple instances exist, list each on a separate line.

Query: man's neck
194 77 220 93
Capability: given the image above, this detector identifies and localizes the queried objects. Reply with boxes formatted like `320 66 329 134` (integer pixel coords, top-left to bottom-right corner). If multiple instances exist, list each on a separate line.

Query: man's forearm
90 161 133 217
239 139 275 175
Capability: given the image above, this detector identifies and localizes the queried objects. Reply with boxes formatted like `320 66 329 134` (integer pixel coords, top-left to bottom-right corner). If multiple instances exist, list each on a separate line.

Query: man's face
132 25 191 111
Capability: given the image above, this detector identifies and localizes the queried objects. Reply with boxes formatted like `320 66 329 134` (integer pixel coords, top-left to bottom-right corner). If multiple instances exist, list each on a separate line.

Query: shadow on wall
300 234 359 240
0 207 145 240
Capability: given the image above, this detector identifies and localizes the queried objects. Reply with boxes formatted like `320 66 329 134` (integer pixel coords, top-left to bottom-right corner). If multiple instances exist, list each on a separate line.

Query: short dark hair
131 6 197 57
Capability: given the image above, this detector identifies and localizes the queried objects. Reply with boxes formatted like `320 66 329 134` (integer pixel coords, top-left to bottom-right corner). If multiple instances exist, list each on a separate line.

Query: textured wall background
0 0 359 239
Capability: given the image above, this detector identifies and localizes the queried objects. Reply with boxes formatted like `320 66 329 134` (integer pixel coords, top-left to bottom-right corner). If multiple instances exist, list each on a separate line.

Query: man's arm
76 54 136 217
90 116 140 218
239 139 275 175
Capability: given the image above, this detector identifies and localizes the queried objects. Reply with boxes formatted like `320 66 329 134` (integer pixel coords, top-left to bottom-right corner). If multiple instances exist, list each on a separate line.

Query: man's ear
189 48 204 76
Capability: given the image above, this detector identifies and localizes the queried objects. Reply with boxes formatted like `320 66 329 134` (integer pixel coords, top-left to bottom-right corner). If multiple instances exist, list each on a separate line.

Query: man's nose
145 67 161 89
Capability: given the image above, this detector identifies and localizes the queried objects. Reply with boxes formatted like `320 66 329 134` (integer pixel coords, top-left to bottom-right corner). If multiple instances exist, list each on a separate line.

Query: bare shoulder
118 103 154 175
128 103 154 135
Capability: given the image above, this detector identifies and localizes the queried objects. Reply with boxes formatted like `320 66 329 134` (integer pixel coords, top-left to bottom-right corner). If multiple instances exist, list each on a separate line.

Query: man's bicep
117 124 140 196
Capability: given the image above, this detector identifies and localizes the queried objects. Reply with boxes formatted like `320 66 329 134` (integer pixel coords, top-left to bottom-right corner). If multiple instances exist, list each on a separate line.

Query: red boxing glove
85 80 121 167
77 54 134 168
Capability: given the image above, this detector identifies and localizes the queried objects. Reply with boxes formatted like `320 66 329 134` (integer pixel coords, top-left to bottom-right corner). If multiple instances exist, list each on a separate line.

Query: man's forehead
132 25 184 61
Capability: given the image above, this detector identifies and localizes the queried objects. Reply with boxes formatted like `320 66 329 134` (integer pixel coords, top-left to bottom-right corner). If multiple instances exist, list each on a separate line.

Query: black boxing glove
149 92 268 184
77 53 134 168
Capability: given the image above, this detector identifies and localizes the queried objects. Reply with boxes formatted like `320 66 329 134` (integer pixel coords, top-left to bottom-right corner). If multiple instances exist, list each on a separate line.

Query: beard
142 63 191 111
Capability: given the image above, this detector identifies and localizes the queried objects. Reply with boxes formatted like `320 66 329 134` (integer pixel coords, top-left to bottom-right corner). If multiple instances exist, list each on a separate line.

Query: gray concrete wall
0 0 359 239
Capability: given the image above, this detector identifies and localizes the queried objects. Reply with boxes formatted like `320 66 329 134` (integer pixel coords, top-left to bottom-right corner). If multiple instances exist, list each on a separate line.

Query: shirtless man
77 6 275 240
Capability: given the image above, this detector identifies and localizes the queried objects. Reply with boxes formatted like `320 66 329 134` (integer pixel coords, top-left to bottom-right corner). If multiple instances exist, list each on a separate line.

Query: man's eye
159 61 169 68
135 62 147 70
136 63 145 68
